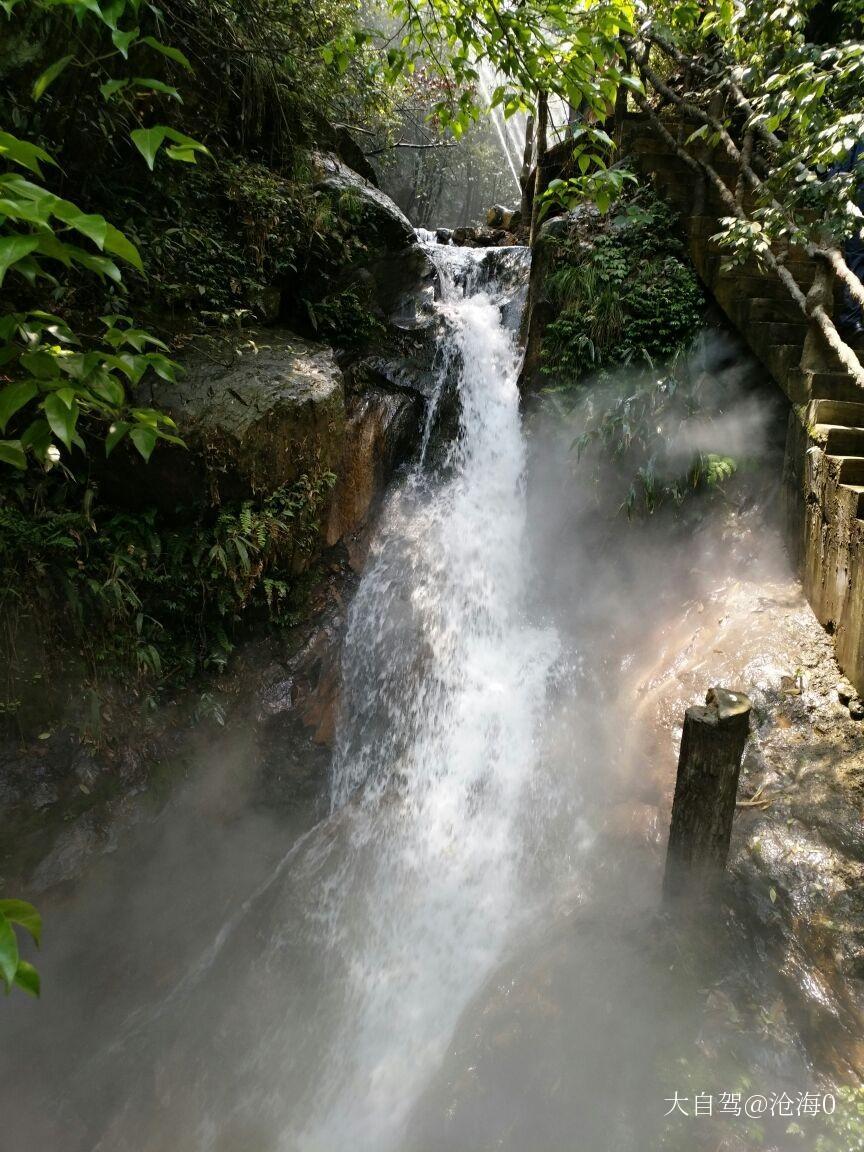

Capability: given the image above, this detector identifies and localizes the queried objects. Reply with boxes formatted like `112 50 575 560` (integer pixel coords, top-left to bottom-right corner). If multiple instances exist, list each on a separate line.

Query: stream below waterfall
1 239 859 1152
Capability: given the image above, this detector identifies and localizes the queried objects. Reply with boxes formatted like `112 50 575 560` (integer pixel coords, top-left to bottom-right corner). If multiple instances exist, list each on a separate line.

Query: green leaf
144 352 177 381
0 439 26 469
103 223 143 270
0 911 19 991
0 380 38 431
0 234 40 286
129 424 157 461
132 78 182 101
52 201 109 248
0 197 47 225
33 54 74 100
141 35 192 71
164 145 198 163
20 417 51 456
14 960 40 997
163 127 210 158
0 131 56 176
0 900 41 947
130 126 167 170
97 0 124 29
43 392 78 450
54 386 77 409
105 421 130 456
72 250 122 282
99 78 129 100
111 26 139 57
87 369 125 406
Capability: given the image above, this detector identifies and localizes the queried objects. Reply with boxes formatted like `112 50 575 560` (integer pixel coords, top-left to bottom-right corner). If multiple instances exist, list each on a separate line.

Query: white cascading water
297 239 560 1149
0 239 566 1152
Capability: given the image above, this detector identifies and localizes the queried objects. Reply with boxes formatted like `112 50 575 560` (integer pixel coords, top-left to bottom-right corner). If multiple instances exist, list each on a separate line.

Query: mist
0 265 848 1152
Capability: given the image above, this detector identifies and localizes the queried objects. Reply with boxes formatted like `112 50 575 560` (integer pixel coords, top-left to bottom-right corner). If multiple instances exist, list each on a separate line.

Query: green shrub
541 191 705 383
572 365 738 518
0 468 335 726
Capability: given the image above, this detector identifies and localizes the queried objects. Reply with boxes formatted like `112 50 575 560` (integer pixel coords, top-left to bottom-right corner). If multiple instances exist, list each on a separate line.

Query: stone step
749 320 809 346
629 135 677 157
818 425 864 456
810 398 864 427
748 296 804 323
832 455 864 486
716 273 805 301
811 371 864 403
639 154 686 177
821 336 864 371
765 343 802 380
840 483 864 520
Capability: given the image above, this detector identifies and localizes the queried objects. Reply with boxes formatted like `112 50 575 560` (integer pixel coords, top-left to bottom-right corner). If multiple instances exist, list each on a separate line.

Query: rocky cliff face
111 156 440 552
1 162 441 891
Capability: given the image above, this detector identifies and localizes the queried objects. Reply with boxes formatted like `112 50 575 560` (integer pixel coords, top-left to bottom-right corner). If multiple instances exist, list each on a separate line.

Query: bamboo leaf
33 54 75 100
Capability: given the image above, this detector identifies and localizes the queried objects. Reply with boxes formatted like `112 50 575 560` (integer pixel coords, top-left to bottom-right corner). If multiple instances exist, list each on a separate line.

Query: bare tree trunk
462 154 476 226
663 687 752 905
519 112 535 220
566 101 579 140
529 91 549 246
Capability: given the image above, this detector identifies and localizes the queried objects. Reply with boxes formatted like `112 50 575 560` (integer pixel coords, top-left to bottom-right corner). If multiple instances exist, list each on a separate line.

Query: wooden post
663 686 752 904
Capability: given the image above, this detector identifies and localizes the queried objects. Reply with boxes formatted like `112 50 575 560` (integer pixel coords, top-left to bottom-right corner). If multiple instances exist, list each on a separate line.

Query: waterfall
298 239 560 1149
0 239 564 1152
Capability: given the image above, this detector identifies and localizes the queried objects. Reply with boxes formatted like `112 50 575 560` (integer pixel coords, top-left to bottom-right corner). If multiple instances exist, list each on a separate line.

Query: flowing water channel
1 241 848 1151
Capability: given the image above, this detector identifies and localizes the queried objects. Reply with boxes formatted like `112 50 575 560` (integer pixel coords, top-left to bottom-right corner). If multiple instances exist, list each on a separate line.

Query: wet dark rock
486 204 520 230
326 385 423 552
72 749 100 791
254 569 355 809
331 124 379 186
451 224 520 248
384 247 438 330
310 152 438 328
435 227 453 245
247 284 281 323
257 678 296 719
849 697 864 720
837 678 855 704
312 151 416 250
31 813 103 891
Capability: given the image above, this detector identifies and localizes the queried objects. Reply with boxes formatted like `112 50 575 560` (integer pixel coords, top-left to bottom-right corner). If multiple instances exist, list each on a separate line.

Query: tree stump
663 686 753 904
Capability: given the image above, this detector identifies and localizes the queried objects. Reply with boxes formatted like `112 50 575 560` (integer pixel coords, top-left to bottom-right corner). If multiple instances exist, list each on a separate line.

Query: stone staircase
623 114 864 692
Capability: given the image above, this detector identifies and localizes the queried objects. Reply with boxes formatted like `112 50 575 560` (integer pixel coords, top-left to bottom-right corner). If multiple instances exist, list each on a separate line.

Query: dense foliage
0 469 335 728
542 190 704 380
0 0 396 717
535 187 749 518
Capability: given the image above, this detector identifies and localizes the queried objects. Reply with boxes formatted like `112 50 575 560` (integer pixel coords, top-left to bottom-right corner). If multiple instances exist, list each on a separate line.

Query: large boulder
125 330 346 507
311 151 416 250
114 328 424 551
311 152 438 326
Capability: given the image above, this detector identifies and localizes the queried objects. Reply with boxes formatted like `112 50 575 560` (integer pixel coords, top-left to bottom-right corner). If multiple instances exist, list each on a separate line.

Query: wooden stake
663 686 752 903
